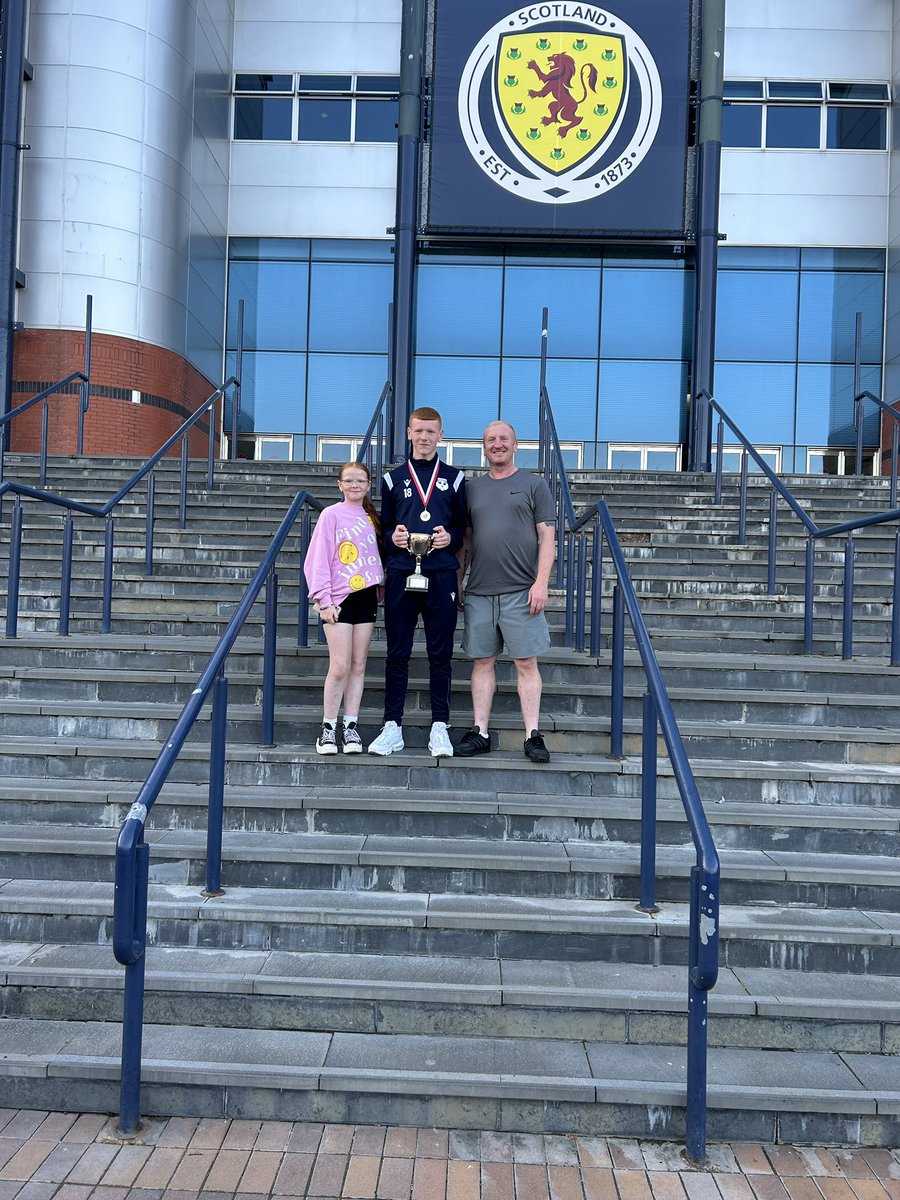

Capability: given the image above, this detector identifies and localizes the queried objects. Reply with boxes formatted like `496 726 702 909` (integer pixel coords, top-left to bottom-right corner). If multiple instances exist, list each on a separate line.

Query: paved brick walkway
0 1112 898 1200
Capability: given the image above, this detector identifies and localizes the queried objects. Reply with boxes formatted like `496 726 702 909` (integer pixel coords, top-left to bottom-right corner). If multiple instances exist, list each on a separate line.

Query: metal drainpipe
389 0 426 463
688 0 725 473
0 0 28 423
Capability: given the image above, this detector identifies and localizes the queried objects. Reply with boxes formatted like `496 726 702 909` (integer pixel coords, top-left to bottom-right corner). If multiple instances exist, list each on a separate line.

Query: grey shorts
462 589 551 661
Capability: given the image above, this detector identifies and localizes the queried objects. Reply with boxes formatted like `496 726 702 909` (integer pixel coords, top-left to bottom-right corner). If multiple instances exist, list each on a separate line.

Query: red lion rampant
527 52 599 137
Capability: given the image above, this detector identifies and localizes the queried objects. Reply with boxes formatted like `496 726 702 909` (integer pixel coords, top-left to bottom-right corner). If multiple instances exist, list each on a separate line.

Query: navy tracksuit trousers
383 568 459 725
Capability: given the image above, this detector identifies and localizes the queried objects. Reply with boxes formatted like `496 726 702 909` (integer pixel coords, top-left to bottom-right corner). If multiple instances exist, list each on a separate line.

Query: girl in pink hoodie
303 462 385 754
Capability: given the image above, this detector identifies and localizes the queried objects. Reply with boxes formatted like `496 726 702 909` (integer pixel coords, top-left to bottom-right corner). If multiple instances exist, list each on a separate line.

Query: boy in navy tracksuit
368 406 467 757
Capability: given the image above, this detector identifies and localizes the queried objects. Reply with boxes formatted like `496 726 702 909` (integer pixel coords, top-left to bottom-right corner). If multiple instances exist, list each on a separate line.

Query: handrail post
803 537 815 654
564 535 576 648
714 417 724 505
685 865 709 1164
589 520 602 656
853 313 863 476
102 516 115 633
766 490 778 595
738 450 748 545
262 569 278 746
207 399 216 491
892 530 900 667
179 437 189 529
144 474 155 577
231 300 244 459
78 295 93 456
554 482 565 588
610 583 624 757
40 400 49 487
298 510 311 647
59 514 74 636
638 692 659 913
575 531 588 653
891 422 898 510
117 833 149 1136
842 533 855 660
5 498 24 638
205 670 228 896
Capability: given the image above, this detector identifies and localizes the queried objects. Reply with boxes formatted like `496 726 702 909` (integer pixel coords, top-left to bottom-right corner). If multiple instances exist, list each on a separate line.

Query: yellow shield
495 30 626 175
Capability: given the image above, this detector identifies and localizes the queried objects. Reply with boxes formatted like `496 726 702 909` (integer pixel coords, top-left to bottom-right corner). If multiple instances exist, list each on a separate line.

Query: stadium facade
2 1 899 473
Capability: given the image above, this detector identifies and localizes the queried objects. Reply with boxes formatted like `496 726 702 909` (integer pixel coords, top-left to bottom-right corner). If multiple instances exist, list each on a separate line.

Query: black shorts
334 585 378 625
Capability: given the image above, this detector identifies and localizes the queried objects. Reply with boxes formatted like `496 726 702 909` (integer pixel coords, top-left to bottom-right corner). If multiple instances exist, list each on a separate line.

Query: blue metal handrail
537 312 719 1163
696 389 900 665
1 374 240 637
113 486 323 1136
855 389 900 504
356 379 392 478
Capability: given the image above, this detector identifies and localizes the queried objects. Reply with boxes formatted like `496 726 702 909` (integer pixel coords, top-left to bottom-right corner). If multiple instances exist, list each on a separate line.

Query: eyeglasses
340 478 369 486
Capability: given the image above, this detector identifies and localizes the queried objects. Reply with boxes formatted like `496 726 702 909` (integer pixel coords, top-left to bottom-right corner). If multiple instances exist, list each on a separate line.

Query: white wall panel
229 184 394 239
235 23 399 72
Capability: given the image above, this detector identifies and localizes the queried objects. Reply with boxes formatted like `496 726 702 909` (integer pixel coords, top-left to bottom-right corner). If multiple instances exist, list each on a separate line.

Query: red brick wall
11 330 221 458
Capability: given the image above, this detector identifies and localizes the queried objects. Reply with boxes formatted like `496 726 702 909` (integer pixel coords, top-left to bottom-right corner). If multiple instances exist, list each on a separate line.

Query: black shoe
524 729 550 763
455 727 491 757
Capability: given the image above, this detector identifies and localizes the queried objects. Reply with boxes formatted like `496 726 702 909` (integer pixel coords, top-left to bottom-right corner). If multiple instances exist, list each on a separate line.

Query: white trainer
368 720 404 755
428 721 454 758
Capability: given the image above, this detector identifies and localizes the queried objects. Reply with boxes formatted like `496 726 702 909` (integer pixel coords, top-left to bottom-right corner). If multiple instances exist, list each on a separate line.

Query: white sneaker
315 723 338 756
368 720 404 755
428 721 454 758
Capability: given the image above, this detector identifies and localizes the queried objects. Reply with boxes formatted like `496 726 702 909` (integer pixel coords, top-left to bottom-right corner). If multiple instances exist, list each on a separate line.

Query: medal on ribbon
409 459 440 522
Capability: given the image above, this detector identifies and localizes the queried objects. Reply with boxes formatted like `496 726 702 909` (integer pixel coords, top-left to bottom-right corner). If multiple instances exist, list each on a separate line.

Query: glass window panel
718 247 800 268
299 75 351 92
767 81 823 100
502 266 600 357
449 445 484 467
646 449 679 471
610 448 642 469
226 351 306 433
713 363 796 443
312 239 393 261
724 81 764 99
801 248 885 270
259 439 292 461
600 269 692 359
716 271 799 361
413 358 501 432
601 246 685 267
765 105 820 148
235 74 292 92
828 82 889 102
796 364 881 445
500 358 597 442
307 354 389 436
516 447 540 468
798 272 884 363
356 75 400 92
308 262 392 352
826 106 886 150
355 99 398 142
233 96 292 140
598 361 687 442
320 440 354 462
723 103 762 147
226 260 309 351
416 264 502 355
229 238 309 261
419 245 504 264
298 98 351 141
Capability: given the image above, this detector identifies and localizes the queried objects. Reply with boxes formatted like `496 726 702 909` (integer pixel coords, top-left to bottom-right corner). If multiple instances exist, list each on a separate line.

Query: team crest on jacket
458 5 662 204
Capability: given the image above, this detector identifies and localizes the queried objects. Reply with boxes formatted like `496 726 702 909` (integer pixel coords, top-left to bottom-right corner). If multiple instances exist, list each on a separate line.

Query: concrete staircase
0 455 898 1146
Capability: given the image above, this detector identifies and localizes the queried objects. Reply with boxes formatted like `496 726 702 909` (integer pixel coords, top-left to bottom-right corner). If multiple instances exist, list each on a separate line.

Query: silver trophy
405 532 433 592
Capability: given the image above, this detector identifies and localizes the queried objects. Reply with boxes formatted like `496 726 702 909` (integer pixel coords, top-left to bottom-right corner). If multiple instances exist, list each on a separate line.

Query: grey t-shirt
466 469 557 595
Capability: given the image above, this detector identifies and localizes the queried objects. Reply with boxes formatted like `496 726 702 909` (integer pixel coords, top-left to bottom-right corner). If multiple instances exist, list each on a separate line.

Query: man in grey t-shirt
457 421 556 763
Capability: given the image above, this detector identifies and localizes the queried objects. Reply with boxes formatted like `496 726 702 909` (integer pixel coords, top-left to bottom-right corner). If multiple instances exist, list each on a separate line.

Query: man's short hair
409 406 442 426
483 419 517 442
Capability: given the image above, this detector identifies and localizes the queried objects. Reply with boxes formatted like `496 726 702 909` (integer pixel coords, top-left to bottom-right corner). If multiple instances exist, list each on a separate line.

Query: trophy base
405 573 429 592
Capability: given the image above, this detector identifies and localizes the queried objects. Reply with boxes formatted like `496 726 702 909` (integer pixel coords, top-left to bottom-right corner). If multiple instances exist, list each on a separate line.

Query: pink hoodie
303 501 384 609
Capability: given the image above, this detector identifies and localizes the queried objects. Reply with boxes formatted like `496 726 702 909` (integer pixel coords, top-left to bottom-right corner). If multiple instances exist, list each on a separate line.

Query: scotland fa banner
426 0 693 237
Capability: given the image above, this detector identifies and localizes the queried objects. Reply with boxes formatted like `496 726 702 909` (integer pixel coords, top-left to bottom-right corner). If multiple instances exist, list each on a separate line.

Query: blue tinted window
227 260 308 351
355 99 398 142
765 105 820 148
718 247 800 268
416 264 503 355
413 357 501 429
724 81 763 99
716 271 799 361
230 238 309 261
600 269 692 359
713 363 796 443
307 354 389 436
826 106 886 150
235 74 292 92
308 262 392 352
500 358 598 441
798 272 884 363
801 248 885 271
228 351 306 433
503 266 600 357
723 103 762 147
598 361 687 441
233 97 292 140
796 364 882 445
298 98 351 141
312 240 393 261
